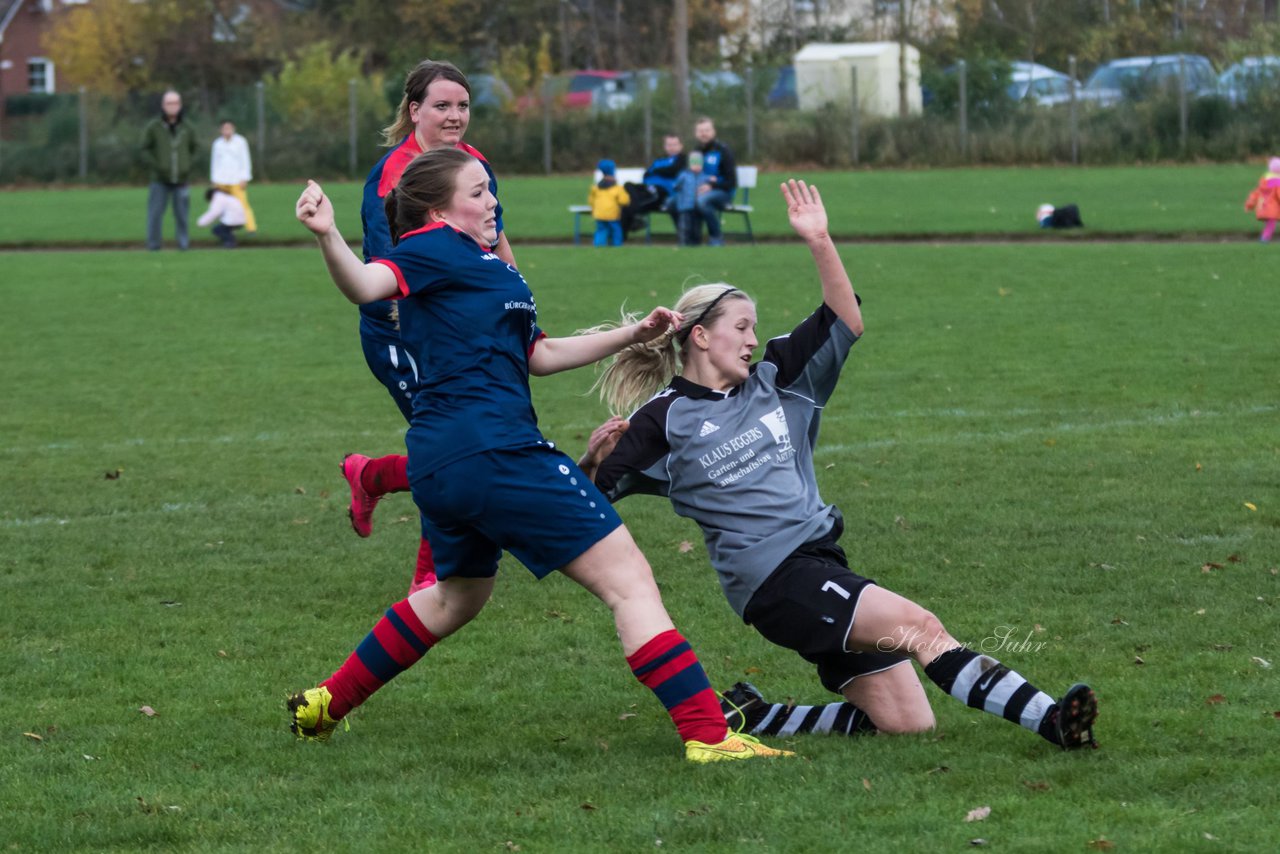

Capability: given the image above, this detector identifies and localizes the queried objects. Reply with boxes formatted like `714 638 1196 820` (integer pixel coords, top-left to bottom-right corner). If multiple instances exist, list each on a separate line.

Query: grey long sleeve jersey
596 303 857 618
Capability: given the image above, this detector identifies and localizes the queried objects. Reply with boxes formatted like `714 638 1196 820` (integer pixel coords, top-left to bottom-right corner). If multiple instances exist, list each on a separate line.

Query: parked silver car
1219 56 1280 104
1007 61 1077 106
1081 54 1217 106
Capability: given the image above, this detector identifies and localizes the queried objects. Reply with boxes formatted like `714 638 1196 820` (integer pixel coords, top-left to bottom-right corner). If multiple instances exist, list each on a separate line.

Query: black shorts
743 530 909 694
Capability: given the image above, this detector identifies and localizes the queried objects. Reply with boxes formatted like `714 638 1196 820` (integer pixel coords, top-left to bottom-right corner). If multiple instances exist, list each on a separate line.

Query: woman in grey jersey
578 179 1098 750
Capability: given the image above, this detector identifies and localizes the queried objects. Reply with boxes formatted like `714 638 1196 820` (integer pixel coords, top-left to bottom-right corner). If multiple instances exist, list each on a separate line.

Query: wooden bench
570 165 758 245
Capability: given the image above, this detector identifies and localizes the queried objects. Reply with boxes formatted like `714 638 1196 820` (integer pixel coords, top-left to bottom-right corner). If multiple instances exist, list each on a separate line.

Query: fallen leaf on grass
744 666 762 675
969 840 988 847
1244 502 1257 511
1021 780 1051 792
678 541 694 553
139 706 158 717
894 515 910 530
1251 657 1272 669
862 778 871 791
1134 656 1145 666
1202 562 1224 573
580 802 597 811
22 732 43 742
104 468 123 480
503 842 521 852
1203 833 1218 840
927 765 950 775
618 712 636 721
294 486 306 495
1087 839 1115 851
1206 694 1227 705
964 806 991 822
1111 617 1129 625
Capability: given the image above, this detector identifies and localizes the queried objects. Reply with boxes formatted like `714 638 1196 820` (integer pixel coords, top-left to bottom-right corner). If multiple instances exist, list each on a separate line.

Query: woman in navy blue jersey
345 59 511 593
285 148 792 764
579 179 1099 751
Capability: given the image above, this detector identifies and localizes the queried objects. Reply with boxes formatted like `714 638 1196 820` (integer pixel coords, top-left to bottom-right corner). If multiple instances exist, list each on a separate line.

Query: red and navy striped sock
321 598 438 720
360 454 410 497
627 629 727 745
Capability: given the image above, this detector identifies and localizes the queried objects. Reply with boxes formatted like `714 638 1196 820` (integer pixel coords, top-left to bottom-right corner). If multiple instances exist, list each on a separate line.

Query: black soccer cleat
1054 682 1099 751
719 681 767 734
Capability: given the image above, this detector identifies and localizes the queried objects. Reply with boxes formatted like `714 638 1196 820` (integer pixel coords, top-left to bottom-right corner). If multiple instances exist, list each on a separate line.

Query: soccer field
2 241 1277 850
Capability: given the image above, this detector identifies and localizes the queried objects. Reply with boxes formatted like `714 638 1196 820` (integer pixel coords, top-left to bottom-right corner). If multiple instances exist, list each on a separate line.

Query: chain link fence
3 63 1280 185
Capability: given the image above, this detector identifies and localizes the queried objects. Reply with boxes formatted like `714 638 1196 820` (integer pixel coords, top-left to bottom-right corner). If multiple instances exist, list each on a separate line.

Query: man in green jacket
140 90 200 250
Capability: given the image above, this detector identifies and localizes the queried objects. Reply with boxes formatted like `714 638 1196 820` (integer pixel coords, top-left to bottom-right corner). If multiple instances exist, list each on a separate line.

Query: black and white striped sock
749 701 877 737
923 646 1060 744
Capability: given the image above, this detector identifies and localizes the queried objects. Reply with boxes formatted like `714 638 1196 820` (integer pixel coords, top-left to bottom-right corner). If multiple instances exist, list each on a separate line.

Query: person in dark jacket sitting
693 117 737 247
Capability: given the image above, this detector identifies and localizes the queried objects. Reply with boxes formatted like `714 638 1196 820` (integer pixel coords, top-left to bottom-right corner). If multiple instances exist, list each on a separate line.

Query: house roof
1 1 28 41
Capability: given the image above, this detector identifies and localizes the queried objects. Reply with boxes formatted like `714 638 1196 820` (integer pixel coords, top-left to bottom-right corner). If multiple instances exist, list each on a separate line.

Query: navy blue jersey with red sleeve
374 222 545 476
359 137 504 342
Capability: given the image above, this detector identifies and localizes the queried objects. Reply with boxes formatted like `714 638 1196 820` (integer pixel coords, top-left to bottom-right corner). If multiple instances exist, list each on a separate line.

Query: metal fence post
1069 55 1079 165
958 59 968 159
255 81 265 180
643 70 653 166
542 74 552 175
745 65 756 162
1178 55 1188 156
850 65 860 166
348 78 358 178
78 86 88 181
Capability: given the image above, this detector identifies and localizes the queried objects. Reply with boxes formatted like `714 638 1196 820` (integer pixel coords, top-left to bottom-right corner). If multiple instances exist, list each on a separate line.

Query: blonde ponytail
587 284 753 415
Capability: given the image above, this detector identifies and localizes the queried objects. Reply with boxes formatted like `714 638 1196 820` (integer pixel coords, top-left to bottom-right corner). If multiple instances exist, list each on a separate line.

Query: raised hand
780 179 829 243
633 307 684 344
296 179 334 236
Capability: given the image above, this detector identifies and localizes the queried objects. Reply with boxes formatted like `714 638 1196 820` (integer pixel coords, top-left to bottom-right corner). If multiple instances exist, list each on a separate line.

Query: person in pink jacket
1244 157 1280 242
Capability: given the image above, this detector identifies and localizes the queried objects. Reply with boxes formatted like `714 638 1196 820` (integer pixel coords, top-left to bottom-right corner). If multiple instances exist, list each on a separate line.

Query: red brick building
0 0 66 123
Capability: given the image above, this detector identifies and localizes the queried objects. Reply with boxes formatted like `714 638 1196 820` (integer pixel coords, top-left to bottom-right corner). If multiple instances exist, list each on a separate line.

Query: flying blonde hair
584 284 754 415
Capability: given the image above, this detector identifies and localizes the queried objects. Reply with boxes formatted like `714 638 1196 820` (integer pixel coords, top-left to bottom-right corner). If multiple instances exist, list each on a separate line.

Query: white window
27 58 55 94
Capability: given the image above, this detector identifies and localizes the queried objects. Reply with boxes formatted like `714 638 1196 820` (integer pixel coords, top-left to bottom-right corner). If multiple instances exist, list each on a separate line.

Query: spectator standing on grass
672 151 711 247
693 117 737 247
286 149 792 764
577 179 1099 752
619 133 687 236
196 186 246 248
210 119 257 234
341 60 518 595
588 159 630 247
140 90 200 251
1244 157 1280 243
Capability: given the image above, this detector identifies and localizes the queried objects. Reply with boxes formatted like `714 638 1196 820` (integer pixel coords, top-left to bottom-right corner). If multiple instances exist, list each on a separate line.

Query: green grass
2 241 1278 851
0 162 1269 246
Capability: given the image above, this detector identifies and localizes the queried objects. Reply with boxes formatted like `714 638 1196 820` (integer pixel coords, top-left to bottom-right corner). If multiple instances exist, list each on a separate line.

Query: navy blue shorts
409 444 623 580
360 328 419 424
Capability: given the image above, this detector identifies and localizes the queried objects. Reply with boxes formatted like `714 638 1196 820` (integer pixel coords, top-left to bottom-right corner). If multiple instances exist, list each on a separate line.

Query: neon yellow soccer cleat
685 732 795 763
287 686 341 742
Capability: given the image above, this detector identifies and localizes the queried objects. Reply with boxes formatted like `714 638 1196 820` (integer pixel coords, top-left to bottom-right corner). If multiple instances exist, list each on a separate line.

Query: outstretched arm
781 179 862 336
296 179 398 304
529 307 683 376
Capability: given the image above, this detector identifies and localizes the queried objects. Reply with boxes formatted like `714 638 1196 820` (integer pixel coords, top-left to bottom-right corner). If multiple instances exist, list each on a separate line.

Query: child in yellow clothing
588 159 630 247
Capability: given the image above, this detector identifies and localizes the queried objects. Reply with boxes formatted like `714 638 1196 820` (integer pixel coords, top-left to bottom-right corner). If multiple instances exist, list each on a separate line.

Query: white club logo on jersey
698 420 721 437
759 406 794 460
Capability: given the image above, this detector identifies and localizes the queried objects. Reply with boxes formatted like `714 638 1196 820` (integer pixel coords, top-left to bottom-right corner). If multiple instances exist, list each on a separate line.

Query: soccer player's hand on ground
781 179 829 244
633 307 683 344
296 179 334 236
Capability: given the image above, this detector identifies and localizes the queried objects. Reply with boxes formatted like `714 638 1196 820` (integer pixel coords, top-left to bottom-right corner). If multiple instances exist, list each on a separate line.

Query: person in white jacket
210 120 257 233
197 186 247 247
